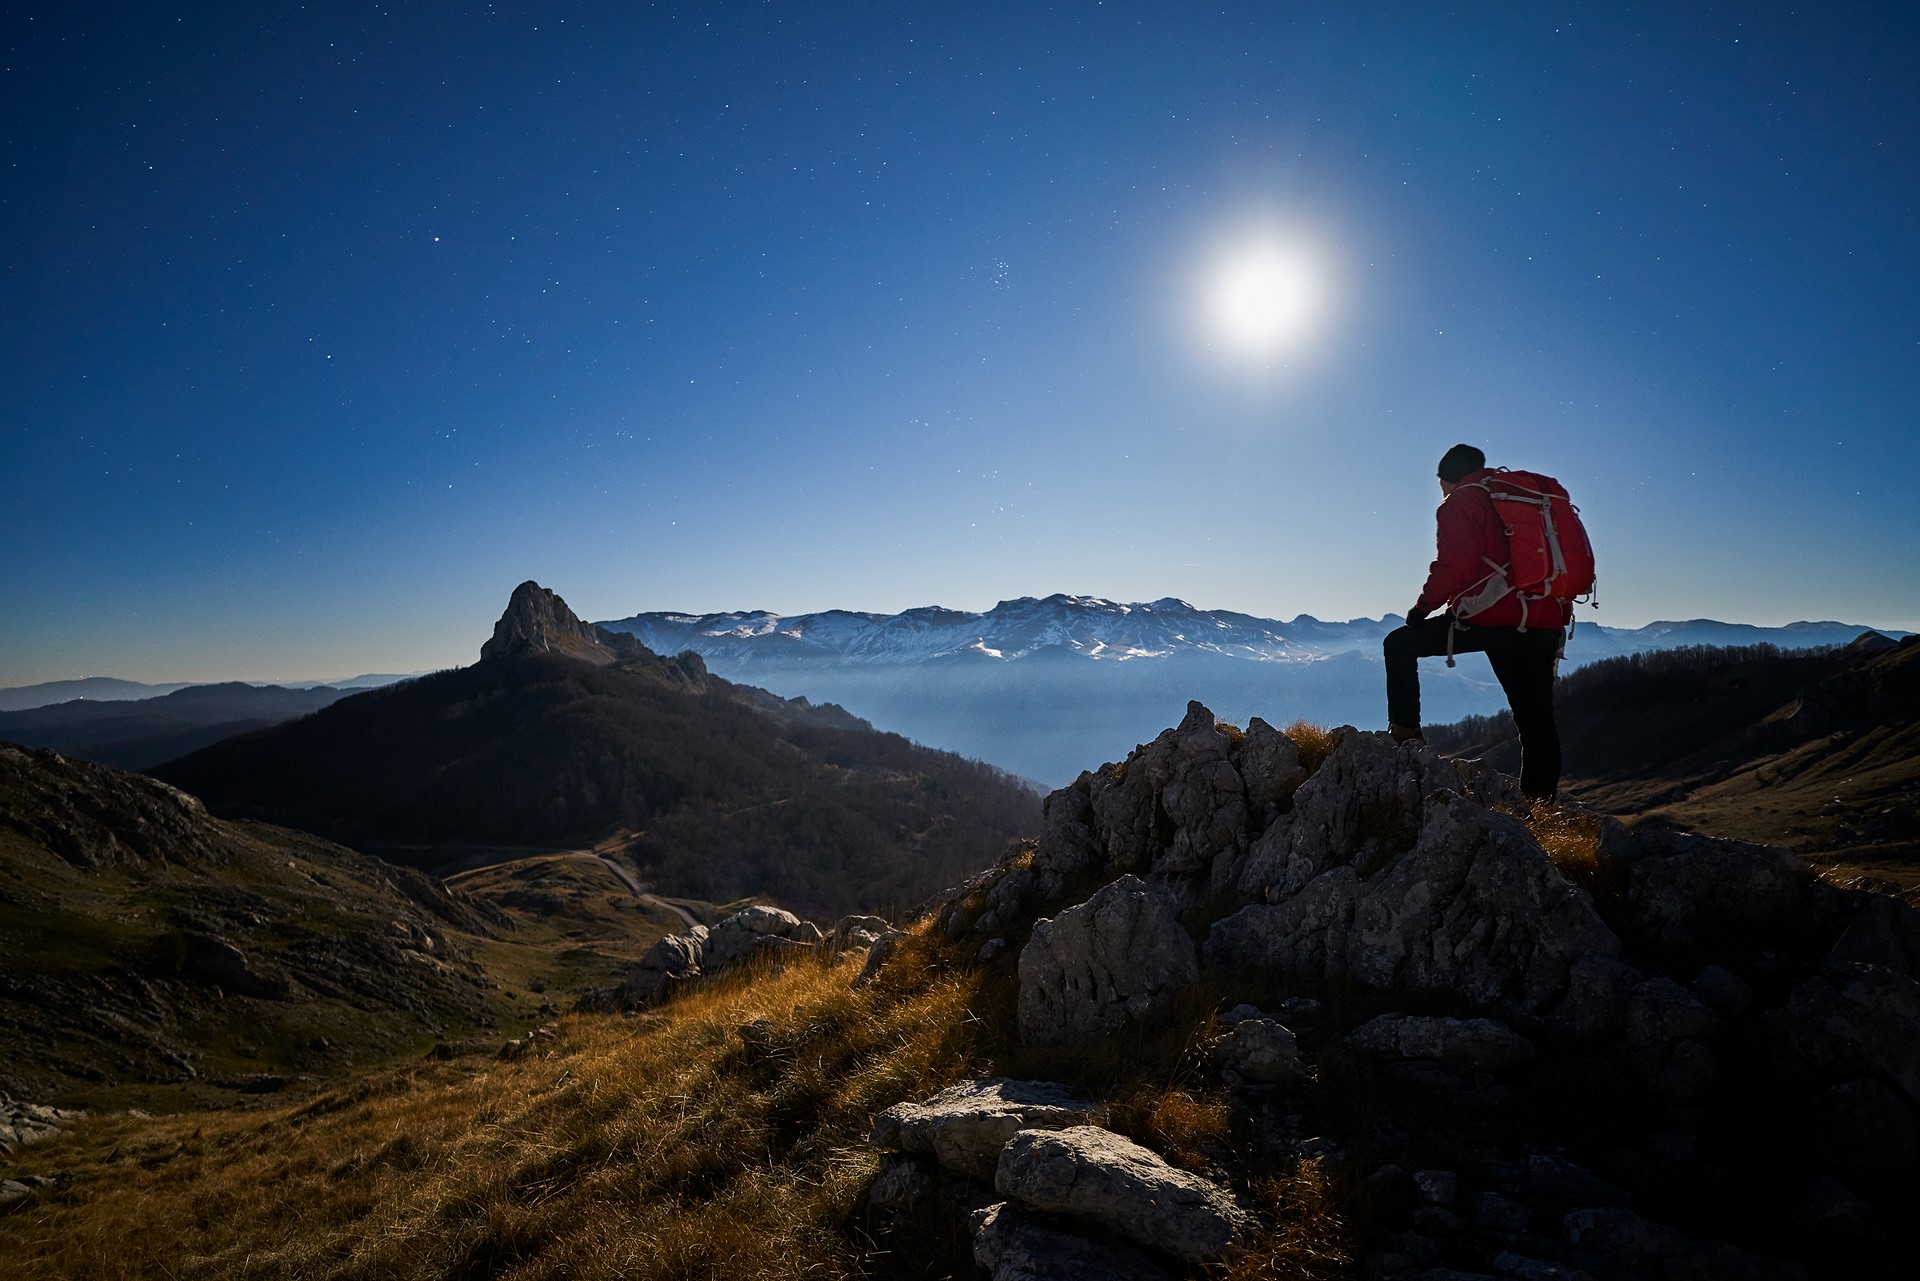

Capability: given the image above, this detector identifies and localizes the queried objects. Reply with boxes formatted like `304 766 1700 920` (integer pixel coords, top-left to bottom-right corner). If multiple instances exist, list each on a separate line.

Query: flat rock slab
870 1079 1098 1182
971 1201 1173 1281
994 1124 1246 1262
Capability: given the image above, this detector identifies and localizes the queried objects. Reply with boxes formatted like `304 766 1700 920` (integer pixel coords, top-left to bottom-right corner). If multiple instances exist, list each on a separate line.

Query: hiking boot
1389 723 1425 744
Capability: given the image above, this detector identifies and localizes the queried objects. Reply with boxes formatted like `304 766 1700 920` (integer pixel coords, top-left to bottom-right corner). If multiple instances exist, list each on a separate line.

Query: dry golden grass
1224 1159 1350 1281
1525 802 1624 911
1283 721 1339 774
0 933 990 1281
0 925 1353 1280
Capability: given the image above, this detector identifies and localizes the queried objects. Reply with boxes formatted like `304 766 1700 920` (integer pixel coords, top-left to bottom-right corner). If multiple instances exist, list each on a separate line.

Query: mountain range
597 595 1903 784
0 672 412 713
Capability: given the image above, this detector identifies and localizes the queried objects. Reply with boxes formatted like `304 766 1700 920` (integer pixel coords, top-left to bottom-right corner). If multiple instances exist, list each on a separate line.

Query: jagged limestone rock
994 1125 1247 1262
1218 727 1457 902
869 1079 1098 1182
1344 1013 1537 1074
1207 795 1624 1031
1029 701 1287 895
1017 875 1198 1046
970 1201 1173 1281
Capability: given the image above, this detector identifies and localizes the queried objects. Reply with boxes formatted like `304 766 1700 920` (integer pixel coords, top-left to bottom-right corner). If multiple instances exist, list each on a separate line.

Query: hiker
1383 443 1594 801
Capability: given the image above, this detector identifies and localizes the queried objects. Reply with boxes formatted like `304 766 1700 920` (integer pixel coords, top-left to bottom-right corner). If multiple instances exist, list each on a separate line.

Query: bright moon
1204 242 1318 357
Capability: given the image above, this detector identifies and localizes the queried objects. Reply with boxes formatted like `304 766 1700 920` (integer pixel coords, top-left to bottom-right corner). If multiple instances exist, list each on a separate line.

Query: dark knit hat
1437 443 1486 483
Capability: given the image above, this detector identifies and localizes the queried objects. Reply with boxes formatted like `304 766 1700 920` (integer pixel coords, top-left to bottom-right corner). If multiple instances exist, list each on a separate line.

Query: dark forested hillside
1428 633 1920 875
151 650 1039 917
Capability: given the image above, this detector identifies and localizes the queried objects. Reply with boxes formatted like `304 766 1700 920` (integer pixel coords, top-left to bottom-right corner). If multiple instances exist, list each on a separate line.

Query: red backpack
1450 469 1597 630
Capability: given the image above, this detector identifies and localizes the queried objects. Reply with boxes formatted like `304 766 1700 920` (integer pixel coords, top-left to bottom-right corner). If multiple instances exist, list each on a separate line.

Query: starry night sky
3 2 1916 684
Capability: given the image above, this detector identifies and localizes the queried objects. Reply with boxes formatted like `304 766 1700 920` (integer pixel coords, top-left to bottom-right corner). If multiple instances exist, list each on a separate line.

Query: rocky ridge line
855 700 1920 1279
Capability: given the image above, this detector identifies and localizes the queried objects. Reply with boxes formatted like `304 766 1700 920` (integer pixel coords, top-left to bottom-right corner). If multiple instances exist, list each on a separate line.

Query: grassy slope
0 744 698 1110
0 929 1344 1281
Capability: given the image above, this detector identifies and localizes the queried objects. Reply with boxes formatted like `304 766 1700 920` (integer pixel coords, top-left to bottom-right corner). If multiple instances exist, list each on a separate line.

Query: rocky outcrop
870 1080 1097 1181
970 1201 1172 1281
1016 875 1197 1045
479 580 651 666
621 907 878 1009
0 1096 81 1156
994 1126 1247 1261
857 700 1920 1278
1344 1013 1536 1075
0 742 221 869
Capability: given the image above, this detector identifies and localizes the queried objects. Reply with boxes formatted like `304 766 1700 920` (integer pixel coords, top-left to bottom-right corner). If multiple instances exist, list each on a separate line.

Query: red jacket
1415 469 1571 629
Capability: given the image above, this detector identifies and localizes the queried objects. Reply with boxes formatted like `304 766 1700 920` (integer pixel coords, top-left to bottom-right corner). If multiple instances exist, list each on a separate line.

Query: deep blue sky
4 1 1916 684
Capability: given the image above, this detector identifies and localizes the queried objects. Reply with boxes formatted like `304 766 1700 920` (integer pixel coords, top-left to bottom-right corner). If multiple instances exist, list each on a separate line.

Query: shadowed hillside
0 744 527 1107
151 584 1040 918
1427 633 1920 880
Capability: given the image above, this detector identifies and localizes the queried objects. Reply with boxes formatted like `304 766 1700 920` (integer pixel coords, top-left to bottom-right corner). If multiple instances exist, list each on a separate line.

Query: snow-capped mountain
597 595 1893 670
598 594 1387 668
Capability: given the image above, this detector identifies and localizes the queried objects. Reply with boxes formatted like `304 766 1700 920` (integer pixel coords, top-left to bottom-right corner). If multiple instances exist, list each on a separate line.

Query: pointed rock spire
480 581 648 665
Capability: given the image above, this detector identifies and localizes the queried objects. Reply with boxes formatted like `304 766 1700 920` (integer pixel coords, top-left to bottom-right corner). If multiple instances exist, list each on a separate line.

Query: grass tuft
1283 721 1339 774
1525 802 1626 913
1224 1158 1351 1280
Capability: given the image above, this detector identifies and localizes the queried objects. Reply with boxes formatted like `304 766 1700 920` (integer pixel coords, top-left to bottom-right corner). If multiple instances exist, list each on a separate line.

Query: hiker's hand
1406 604 1430 625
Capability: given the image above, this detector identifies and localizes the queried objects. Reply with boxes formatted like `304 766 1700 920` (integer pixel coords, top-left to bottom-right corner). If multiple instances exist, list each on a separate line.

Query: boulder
1343 1014 1537 1075
1768 963 1920 1107
1017 876 1198 1046
1807 1077 1918 1174
1623 828 1813 961
994 1125 1247 1262
870 1079 1097 1182
1564 1206 1805 1281
970 1201 1172 1281
1213 1017 1309 1085
705 905 808 969
832 914 893 951
1789 1175 1879 1240
623 926 707 1007
1625 978 1722 1100
1527 1155 1634 1208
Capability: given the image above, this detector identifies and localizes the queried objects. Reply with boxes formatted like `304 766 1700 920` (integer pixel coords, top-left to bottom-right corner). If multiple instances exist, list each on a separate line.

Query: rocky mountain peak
480 581 648 665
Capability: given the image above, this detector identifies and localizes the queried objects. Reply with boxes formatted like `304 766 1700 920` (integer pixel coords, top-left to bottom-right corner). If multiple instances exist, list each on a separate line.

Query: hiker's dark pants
1383 613 1563 800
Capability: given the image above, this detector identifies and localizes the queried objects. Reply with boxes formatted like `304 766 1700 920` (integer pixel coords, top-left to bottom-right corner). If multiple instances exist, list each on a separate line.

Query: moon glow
1203 241 1319 358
